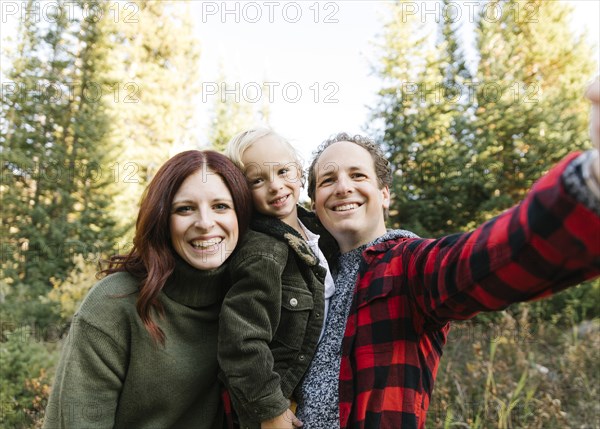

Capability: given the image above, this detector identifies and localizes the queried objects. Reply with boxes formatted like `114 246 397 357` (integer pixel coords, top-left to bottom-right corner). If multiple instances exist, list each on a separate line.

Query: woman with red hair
43 150 252 429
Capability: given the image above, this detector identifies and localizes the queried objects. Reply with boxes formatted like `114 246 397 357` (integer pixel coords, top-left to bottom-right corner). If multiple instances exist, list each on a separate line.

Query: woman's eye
214 203 231 210
174 206 193 213
319 177 333 186
249 178 263 186
278 168 289 176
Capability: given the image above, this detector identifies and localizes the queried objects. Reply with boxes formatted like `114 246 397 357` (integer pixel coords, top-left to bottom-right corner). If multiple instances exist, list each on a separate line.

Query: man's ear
382 185 391 209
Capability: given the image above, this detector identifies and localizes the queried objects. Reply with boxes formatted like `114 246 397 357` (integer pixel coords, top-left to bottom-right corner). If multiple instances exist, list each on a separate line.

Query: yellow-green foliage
46 254 99 322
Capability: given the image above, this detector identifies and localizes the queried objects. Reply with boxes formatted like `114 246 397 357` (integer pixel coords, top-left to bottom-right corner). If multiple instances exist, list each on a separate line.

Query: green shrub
0 327 60 429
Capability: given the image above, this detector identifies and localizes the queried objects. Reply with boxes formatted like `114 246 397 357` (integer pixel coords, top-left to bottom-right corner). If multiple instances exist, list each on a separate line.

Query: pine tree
2 0 45 298
1 0 121 325
371 0 477 236
106 1 202 236
371 0 596 235
2 0 78 322
471 0 596 221
66 0 120 256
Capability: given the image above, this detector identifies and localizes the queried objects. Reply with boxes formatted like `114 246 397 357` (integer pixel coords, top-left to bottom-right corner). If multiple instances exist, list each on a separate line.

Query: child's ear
310 201 316 212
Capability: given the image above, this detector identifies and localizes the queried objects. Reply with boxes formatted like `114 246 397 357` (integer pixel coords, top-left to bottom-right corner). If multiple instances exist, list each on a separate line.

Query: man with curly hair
293 79 600 429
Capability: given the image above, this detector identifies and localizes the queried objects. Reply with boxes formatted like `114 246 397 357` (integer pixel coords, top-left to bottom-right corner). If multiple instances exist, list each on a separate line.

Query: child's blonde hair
225 127 304 176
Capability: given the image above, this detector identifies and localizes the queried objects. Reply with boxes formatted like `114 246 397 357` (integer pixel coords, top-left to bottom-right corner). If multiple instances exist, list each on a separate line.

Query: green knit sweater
43 259 228 429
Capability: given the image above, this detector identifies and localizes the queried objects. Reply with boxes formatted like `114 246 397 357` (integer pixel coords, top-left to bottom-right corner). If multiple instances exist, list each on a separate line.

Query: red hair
103 150 251 344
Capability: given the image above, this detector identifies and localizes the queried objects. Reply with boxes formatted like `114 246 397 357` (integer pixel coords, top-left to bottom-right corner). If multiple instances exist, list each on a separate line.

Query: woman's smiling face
169 168 239 270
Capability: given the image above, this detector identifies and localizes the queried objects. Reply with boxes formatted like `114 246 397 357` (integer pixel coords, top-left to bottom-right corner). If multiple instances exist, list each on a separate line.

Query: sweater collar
250 206 319 266
339 229 418 259
162 257 227 308
359 229 420 262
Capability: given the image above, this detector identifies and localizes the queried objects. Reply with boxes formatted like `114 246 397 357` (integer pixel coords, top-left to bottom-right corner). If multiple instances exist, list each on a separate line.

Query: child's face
241 136 303 226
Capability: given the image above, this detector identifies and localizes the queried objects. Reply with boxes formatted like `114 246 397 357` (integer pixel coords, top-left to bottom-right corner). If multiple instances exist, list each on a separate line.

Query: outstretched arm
396 79 600 327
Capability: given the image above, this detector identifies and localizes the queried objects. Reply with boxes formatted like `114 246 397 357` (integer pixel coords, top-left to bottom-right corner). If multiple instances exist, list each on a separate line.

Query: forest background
1 1 599 428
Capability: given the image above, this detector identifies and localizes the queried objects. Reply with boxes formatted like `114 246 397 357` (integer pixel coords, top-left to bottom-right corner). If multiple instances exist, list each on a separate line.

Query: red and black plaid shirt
339 154 600 428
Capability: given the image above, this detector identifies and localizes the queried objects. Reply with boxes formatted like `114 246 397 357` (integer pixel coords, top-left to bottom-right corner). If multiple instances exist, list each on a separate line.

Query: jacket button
316 313 321 318
289 298 298 307
298 354 305 361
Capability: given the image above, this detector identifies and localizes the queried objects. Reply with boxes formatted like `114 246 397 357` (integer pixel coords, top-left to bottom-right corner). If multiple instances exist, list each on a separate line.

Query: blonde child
219 127 336 429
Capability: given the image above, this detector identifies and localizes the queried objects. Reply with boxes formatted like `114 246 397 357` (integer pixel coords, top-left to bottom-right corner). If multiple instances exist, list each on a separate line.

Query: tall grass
427 310 600 428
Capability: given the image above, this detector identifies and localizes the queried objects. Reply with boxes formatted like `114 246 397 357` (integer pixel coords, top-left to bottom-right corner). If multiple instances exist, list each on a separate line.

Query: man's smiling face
312 141 390 253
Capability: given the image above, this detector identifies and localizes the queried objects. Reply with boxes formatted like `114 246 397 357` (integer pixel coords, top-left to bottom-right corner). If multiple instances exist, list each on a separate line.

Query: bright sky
192 1 387 161
191 0 600 162
1 0 599 164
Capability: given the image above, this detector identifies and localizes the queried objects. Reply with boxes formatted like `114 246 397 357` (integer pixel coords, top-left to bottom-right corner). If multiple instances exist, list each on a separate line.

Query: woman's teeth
191 238 222 249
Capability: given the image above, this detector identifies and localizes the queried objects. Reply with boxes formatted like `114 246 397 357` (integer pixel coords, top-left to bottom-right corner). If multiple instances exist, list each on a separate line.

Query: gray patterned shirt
295 230 418 428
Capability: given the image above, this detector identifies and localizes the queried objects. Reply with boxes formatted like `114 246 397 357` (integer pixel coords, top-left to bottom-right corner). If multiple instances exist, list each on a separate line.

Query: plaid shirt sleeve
399 152 600 327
